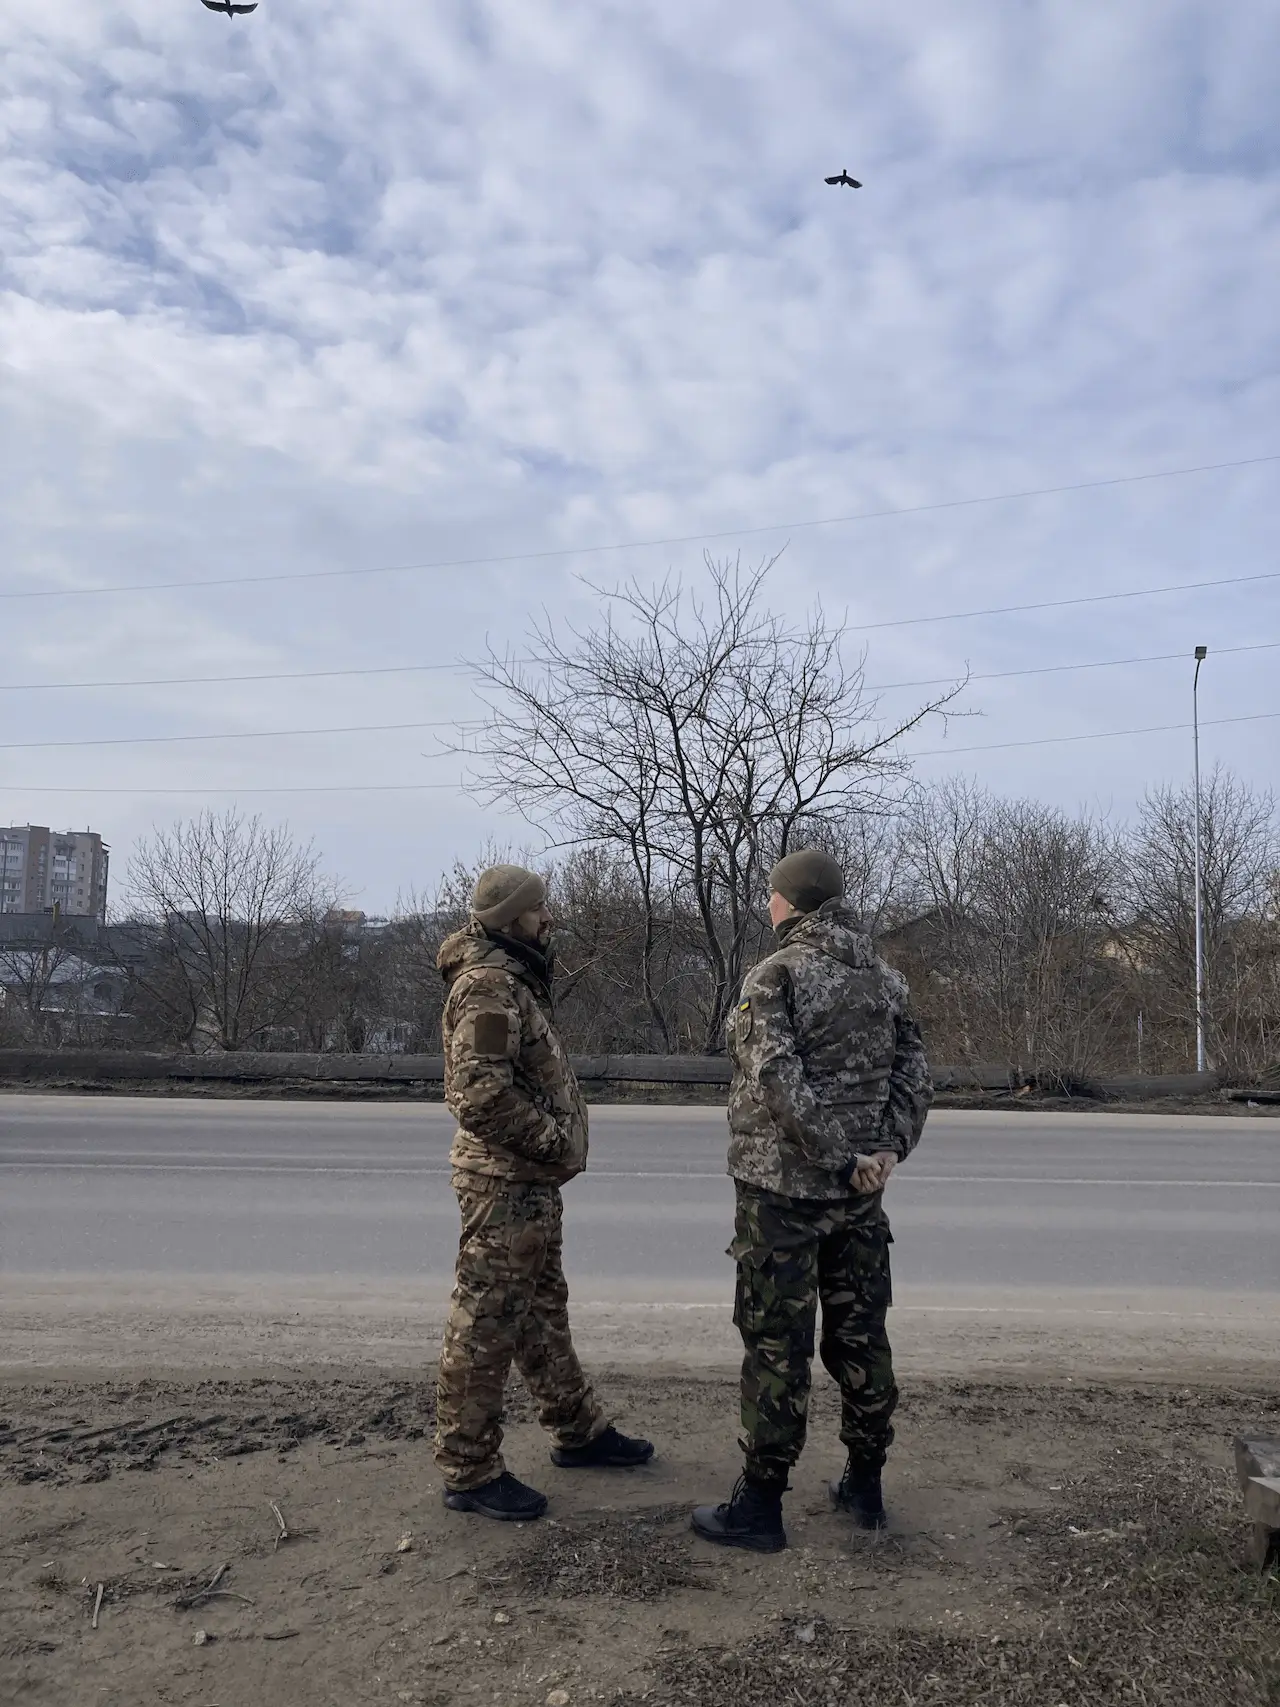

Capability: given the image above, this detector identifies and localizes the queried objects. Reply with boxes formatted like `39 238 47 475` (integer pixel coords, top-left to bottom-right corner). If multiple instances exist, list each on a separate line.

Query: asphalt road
2 1095 1278 1298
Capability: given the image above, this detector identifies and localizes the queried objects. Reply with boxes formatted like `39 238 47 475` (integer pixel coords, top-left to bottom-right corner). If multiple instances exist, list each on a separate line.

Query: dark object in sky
201 0 259 13
824 170 862 188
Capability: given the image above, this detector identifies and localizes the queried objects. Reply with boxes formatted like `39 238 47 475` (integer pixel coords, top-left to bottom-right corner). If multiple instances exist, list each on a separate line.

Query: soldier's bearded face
513 903 555 948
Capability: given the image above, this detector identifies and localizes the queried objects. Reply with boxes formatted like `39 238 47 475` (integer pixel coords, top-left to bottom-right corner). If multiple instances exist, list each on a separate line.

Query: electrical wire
0 643 1276 752
1 782 464 795
3 636 1278 698
870 637 1280 693
0 719 471 752
0 660 478 693
2 451 1276 603
5 709 1276 793
910 708 1280 758
855 569 1279 633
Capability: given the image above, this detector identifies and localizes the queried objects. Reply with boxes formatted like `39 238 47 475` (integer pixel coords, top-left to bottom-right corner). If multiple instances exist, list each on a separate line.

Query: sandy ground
2 1278 1278 1386
2 1368 1277 1707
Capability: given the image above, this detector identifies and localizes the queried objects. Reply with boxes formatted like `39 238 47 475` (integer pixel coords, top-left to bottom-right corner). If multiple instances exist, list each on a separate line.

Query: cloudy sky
2 0 1277 913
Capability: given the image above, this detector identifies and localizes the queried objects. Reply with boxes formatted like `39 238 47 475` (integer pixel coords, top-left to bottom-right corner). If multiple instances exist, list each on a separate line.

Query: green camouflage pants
434 1173 606 1491
732 1181 897 1483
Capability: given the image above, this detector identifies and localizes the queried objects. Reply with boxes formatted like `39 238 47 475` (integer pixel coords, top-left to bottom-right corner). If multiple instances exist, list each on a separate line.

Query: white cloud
0 0 1277 907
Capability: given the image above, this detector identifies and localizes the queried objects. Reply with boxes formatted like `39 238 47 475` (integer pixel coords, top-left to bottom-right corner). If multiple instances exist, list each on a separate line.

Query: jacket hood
438 920 519 984
437 919 552 993
776 897 876 971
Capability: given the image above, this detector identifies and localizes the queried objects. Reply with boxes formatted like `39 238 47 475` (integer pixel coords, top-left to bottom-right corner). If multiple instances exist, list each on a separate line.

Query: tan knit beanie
471 864 547 930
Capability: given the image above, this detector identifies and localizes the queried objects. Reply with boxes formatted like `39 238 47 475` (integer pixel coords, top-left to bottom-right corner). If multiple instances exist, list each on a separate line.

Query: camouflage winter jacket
726 899 932 1201
437 922 589 1187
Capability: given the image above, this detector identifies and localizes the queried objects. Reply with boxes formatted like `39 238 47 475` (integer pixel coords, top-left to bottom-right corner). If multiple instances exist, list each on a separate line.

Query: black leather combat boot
829 1458 888 1530
551 1424 655 1469
443 1471 548 1521
690 1473 788 1553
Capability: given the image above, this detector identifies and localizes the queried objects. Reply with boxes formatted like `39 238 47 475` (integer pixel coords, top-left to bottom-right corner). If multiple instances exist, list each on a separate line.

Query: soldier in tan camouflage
434 864 654 1521
691 848 932 1553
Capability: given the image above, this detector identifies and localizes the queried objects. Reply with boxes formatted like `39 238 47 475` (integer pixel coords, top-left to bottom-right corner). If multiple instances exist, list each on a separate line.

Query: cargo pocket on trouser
818 1216 897 1465
730 1198 822 1478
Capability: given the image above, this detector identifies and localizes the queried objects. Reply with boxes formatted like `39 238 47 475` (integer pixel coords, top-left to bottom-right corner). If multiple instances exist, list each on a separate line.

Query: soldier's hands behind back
870 1151 898 1188
848 1154 883 1194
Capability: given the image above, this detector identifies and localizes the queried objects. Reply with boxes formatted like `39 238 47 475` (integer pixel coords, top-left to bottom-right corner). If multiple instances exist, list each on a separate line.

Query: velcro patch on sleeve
472 1009 513 1057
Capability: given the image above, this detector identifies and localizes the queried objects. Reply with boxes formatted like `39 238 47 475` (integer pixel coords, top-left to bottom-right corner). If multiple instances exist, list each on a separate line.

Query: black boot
551 1424 655 1469
691 1473 787 1553
829 1459 887 1530
443 1471 548 1521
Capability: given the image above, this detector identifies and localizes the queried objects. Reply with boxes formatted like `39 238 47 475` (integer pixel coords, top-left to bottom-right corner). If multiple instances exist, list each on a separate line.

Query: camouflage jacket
437 922 589 1187
726 899 932 1201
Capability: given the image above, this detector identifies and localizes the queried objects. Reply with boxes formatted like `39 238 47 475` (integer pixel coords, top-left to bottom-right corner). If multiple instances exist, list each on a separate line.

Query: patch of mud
0 1376 450 1486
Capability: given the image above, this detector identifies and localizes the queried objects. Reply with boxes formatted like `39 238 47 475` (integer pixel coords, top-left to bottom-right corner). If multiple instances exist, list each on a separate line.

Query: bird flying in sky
201 0 258 14
824 170 862 188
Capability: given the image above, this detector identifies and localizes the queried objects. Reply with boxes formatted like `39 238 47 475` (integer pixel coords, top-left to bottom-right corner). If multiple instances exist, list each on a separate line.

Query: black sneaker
442 1471 548 1521
691 1474 787 1553
829 1460 887 1530
551 1424 655 1469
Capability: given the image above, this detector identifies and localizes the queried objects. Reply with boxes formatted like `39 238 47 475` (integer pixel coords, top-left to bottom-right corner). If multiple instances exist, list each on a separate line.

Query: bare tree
0 942 89 1046
460 558 959 1050
893 779 996 1062
971 799 1124 1081
124 810 333 1051
1123 768 1279 1071
892 783 1124 1082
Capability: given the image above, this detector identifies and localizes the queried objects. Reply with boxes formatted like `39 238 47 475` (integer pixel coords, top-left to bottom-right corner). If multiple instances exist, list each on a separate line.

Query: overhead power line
0 642 1276 751
0 719 469 752
1 451 1276 604
1 639 1276 750
2 580 1280 699
2 634 1278 698
911 708 1280 758
0 782 464 795
856 569 1279 632
0 659 478 693
872 637 1280 693
4 709 1276 793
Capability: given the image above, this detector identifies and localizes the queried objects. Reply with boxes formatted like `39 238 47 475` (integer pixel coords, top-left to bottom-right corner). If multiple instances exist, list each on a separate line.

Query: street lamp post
1192 645 1208 1074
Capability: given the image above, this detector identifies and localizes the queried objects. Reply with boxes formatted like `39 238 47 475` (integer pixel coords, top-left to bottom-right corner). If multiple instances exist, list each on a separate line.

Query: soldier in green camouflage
434 864 654 1521
691 849 932 1553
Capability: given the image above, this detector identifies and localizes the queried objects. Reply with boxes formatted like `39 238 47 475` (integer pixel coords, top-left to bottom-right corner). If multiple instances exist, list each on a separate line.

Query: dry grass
616 1438 1280 1706
501 1506 709 1601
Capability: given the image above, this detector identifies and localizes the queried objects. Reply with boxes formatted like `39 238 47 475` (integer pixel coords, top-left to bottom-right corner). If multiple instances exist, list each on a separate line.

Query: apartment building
0 826 110 921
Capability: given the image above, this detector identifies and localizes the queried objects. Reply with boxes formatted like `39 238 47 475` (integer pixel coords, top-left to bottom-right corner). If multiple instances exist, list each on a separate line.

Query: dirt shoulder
2 1370 1277 1707
3 1077 1278 1114
3 1281 1278 1384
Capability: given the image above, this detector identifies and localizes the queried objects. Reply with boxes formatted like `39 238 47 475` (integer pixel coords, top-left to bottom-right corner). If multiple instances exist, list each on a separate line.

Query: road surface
1 1095 1277 1374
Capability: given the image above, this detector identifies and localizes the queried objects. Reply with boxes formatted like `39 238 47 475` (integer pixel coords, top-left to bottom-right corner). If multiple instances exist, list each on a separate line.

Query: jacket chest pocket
521 1008 567 1103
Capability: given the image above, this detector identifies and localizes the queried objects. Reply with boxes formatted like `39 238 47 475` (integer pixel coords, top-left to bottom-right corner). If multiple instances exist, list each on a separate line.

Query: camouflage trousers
434 1173 606 1491
732 1181 897 1484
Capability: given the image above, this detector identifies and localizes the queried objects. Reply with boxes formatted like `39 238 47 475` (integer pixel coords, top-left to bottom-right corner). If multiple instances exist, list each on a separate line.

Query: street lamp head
1194 645 1208 660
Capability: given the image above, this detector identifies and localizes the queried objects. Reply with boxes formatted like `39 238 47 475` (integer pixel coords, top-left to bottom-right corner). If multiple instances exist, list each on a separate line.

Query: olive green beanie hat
768 848 844 915
471 864 547 930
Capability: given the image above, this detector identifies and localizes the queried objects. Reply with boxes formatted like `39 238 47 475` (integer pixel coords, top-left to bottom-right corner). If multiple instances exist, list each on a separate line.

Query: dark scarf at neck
483 926 555 998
